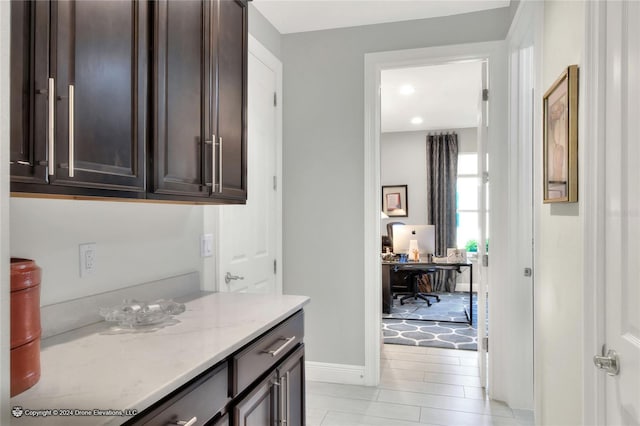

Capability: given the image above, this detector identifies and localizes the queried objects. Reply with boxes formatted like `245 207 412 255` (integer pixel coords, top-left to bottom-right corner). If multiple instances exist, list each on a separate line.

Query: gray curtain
426 133 458 290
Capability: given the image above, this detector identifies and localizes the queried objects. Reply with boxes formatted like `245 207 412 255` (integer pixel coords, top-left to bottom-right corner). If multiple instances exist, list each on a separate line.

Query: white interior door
476 60 489 389
218 39 281 294
601 1 640 423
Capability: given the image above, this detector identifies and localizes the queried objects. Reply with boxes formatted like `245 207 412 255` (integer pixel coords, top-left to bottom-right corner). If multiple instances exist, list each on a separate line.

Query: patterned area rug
382 318 477 350
382 292 479 351
383 291 473 323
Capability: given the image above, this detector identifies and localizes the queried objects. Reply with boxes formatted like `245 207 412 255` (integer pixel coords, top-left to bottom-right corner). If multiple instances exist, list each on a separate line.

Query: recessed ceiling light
399 85 415 95
411 117 423 125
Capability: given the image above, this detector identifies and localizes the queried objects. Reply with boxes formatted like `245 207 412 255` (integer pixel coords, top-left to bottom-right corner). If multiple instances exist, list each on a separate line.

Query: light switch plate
79 243 96 277
201 234 213 257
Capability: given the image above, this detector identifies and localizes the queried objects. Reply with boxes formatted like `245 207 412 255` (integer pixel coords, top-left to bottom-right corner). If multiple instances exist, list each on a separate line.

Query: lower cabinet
123 362 229 425
233 345 305 426
213 413 230 426
275 345 306 426
233 371 278 425
126 310 305 426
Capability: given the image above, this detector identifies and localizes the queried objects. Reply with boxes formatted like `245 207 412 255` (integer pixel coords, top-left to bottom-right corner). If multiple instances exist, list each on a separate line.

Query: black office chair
399 269 441 306
386 222 413 298
386 221 404 251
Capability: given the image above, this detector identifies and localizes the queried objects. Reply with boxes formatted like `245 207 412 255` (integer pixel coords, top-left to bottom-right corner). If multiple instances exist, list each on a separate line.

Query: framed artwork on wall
382 185 408 217
543 64 579 203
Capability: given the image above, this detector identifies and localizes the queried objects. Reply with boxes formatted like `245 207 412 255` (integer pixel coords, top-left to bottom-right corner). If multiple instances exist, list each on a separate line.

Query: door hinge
482 171 489 184
274 259 277 274
273 175 277 190
274 92 277 107
482 254 489 267
482 337 489 351
482 88 489 101
524 267 532 277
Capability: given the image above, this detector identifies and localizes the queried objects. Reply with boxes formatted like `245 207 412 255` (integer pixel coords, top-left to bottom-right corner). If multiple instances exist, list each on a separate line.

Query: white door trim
582 2 607 424
364 40 507 386
215 35 283 293
503 0 541 411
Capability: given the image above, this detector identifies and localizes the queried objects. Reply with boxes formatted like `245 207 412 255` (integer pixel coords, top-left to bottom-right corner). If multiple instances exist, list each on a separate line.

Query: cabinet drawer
133 361 229 425
233 311 304 396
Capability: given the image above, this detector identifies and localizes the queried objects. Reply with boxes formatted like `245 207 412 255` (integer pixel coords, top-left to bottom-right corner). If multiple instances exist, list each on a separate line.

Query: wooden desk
382 261 474 325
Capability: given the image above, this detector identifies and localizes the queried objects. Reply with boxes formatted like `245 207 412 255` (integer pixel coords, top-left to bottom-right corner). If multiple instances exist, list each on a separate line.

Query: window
456 153 479 250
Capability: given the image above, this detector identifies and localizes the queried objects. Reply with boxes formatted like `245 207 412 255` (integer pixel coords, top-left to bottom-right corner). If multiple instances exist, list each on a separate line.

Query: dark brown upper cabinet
151 0 247 202
151 0 212 199
10 1 49 185
11 0 147 198
50 0 148 194
10 0 248 204
215 0 248 202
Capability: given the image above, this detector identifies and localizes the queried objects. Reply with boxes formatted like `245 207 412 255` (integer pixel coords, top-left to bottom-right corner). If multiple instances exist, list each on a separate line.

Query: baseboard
305 361 366 385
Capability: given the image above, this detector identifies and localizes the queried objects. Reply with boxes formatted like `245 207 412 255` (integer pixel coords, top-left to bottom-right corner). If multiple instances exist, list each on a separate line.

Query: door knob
593 347 620 376
225 272 245 284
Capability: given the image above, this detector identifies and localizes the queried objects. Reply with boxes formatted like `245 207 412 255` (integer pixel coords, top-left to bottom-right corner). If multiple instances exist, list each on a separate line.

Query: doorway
363 41 513 397
379 61 486 355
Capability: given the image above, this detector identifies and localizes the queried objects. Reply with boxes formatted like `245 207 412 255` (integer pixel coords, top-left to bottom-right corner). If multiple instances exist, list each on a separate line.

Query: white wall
535 1 585 424
10 199 204 306
248 4 281 60
0 2 11 423
380 127 477 231
282 8 512 367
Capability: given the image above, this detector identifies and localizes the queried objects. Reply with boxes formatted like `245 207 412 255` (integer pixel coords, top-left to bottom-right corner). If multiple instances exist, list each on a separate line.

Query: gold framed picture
382 185 408 217
543 65 579 203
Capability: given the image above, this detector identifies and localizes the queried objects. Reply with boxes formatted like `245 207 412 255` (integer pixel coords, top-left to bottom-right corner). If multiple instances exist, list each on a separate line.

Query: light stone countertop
10 292 310 425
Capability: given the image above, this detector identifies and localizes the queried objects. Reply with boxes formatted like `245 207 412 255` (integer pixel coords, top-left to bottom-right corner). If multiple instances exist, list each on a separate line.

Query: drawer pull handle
172 417 197 426
264 336 296 357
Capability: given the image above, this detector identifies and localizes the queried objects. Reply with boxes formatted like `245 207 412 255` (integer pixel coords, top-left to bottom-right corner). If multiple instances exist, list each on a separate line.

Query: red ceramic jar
10 258 42 397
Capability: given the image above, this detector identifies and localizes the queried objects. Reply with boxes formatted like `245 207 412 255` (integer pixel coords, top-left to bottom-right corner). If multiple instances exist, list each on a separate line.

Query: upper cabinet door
10 0 247 204
10 1 49 184
151 0 212 198
50 0 147 192
215 0 248 201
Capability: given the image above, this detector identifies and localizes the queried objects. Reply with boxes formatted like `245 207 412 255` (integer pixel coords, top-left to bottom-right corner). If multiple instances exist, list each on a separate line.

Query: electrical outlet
79 243 96 277
201 234 213 257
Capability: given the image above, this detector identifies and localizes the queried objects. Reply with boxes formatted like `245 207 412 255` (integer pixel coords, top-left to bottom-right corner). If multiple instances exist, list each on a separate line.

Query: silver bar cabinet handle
264 336 295 358
204 135 215 188
211 134 216 190
286 370 291 424
280 372 287 425
48 78 55 175
218 136 223 192
68 84 74 177
172 417 197 426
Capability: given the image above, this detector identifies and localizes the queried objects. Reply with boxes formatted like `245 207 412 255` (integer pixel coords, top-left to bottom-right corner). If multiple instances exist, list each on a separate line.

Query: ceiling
252 1 497 133
381 61 483 133
252 0 510 35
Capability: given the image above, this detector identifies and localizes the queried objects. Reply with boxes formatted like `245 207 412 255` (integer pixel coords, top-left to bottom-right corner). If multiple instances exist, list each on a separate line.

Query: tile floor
306 344 534 426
